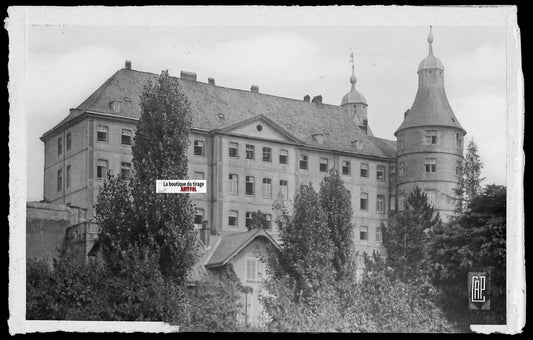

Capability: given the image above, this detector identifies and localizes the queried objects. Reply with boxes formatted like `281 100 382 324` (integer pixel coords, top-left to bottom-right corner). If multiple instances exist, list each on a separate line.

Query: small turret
341 49 369 133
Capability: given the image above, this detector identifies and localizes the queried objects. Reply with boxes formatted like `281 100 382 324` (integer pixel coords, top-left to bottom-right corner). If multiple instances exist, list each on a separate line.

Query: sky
24 13 508 202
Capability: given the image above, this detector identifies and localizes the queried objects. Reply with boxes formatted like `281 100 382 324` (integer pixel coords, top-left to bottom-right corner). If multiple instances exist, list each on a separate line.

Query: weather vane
350 48 355 71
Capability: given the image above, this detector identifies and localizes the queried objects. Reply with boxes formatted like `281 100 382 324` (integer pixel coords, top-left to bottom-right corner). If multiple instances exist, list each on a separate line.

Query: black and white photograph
7 6 524 334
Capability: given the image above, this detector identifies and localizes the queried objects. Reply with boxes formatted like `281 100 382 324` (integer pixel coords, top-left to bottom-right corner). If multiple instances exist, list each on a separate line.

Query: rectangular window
299 155 308 170
319 158 328 172
456 133 463 148
279 180 289 198
342 161 351 175
121 129 132 145
279 149 288 164
194 209 204 225
456 160 463 177
360 226 368 241
66 132 71 151
246 176 255 196
399 161 404 177
424 158 437 173
262 178 272 198
194 172 204 180
360 163 369 178
425 130 437 144
360 192 368 211
376 226 383 243
398 133 405 150
246 144 255 160
57 169 62 191
265 214 272 230
194 140 204 156
228 174 238 194
376 195 385 213
229 142 238 158
425 190 436 207
246 212 253 228
398 193 405 211
390 165 396 178
246 257 257 282
228 210 238 227
377 165 385 181
390 195 396 211
66 165 71 188
96 159 108 180
121 162 132 178
263 147 272 162
97 125 108 142
57 137 62 155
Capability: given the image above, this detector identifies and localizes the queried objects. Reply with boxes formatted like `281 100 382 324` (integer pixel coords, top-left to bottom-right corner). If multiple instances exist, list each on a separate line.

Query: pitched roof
43 67 397 159
205 229 278 268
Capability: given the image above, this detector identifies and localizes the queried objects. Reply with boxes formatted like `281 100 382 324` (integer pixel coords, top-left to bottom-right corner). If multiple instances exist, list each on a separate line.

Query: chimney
303 95 310 102
125 60 131 70
312 95 323 105
404 109 410 118
180 71 197 81
360 119 368 134
208 77 215 85
199 220 210 247
251 85 259 93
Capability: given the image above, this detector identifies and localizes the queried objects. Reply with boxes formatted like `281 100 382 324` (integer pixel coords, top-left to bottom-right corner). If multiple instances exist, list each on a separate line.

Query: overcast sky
24 10 508 202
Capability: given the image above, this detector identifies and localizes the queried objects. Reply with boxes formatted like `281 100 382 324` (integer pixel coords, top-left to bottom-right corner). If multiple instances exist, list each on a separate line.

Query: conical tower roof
396 27 464 135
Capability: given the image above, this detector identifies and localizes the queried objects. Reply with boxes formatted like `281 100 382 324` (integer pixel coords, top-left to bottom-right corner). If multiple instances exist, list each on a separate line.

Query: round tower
341 50 369 134
394 27 466 221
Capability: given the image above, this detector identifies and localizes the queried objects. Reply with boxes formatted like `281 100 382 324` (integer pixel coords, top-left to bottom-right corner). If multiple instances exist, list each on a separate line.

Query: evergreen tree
454 139 485 213
319 170 355 280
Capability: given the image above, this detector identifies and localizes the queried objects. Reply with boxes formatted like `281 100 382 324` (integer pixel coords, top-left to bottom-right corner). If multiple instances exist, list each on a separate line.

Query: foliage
319 170 355 280
454 139 486 213
246 210 270 231
426 184 506 329
382 186 441 281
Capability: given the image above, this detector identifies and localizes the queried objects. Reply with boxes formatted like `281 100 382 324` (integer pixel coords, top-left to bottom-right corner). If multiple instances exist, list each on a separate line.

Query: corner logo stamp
468 272 490 310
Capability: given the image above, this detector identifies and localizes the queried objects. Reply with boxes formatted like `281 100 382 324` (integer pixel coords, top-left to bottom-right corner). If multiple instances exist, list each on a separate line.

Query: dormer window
110 101 121 113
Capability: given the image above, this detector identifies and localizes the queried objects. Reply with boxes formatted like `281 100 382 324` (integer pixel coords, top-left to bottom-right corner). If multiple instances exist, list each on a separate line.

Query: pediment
217 114 302 144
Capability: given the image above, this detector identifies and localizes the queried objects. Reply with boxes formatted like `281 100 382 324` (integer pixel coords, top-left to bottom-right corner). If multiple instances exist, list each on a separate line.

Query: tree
455 139 486 213
382 187 441 281
319 170 355 280
246 210 269 231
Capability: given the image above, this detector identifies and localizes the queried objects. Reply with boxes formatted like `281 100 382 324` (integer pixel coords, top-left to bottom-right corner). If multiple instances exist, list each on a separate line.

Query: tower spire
349 48 357 91
427 25 434 56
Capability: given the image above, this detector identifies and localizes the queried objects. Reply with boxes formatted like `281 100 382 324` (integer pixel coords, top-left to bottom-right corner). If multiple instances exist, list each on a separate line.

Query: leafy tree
246 210 269 231
382 186 441 281
426 184 506 329
319 170 355 280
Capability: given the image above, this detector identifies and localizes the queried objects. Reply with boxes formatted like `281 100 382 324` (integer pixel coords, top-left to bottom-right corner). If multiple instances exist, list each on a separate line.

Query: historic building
38 27 464 266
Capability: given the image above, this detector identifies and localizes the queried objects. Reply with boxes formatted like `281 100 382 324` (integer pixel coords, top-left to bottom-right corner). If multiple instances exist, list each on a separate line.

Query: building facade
39 29 464 258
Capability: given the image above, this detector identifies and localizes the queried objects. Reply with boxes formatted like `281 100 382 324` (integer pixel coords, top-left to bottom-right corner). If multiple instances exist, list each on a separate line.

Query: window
398 133 405 150
246 212 253 228
246 257 257 282
360 226 368 241
66 132 71 151
66 165 71 188
319 158 328 172
263 147 272 162
265 214 272 230
279 180 289 198
97 125 108 142
111 101 121 113
262 178 272 198
377 165 385 181
399 161 404 177
193 140 204 156
228 174 238 194
279 149 288 164
376 195 385 213
299 155 308 169
97 159 108 180
425 190 436 207
194 209 204 225
390 165 396 178
229 142 238 158
246 176 255 196
58 137 62 155
194 172 204 180
390 195 396 211
57 169 62 191
456 133 463 148
398 193 405 211
376 226 383 243
121 162 132 178
228 210 238 227
456 160 463 177
246 144 255 160
360 163 369 178
424 158 437 173
342 161 351 175
425 130 437 144
360 192 368 211
121 129 132 145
